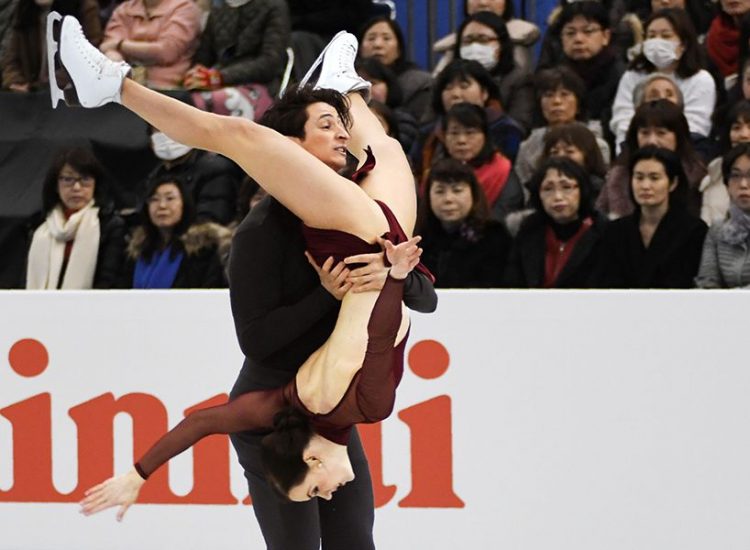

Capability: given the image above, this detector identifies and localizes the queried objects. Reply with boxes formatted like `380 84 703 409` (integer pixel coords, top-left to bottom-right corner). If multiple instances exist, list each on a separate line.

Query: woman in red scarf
706 0 750 80
439 101 524 223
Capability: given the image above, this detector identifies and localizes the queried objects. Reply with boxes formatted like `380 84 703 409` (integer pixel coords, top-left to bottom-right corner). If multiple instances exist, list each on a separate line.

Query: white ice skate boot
47 12 131 108
299 31 371 101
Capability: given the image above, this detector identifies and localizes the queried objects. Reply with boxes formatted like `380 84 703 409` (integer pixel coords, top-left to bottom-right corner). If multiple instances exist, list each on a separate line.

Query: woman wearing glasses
454 11 534 133
25 147 125 289
505 157 607 288
119 174 227 288
696 143 750 287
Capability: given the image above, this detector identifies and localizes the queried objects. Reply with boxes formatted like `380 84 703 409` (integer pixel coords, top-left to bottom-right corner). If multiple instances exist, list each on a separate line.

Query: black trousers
229 382 376 549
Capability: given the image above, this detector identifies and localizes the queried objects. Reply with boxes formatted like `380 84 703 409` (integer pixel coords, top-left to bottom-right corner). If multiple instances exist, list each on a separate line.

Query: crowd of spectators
3 0 750 290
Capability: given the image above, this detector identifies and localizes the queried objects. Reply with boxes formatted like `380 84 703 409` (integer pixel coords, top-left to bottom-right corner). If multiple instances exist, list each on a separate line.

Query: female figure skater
48 16 430 518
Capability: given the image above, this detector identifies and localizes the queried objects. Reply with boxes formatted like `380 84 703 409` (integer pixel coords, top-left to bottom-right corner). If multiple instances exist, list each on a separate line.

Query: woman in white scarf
25 147 126 289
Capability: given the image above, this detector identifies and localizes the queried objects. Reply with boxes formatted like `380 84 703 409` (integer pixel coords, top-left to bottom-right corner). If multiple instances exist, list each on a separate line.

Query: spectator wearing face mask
142 128 244 226
453 11 534 133
610 8 716 153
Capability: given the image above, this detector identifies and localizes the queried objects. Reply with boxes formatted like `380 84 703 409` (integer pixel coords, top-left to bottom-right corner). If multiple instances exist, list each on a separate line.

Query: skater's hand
343 251 388 293
306 253 351 300
382 236 422 280
79 468 145 521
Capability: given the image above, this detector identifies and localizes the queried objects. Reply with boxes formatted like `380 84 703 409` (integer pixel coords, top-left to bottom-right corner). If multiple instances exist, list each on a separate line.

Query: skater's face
148 183 184 230
288 456 355 502
296 102 350 171
57 163 95 212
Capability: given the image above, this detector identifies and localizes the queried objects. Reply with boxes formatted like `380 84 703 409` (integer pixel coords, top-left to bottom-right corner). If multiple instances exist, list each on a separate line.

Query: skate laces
71 21 122 77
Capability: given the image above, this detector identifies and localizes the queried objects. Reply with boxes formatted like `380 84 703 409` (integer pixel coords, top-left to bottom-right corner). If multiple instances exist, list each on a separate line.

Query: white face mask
224 0 252 8
150 132 193 161
642 38 680 70
460 43 498 71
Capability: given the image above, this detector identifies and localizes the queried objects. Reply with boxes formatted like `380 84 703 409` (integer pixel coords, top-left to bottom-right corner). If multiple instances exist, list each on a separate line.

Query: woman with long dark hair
598 146 707 287
120 174 228 288
358 15 433 122
610 8 716 149
597 99 706 219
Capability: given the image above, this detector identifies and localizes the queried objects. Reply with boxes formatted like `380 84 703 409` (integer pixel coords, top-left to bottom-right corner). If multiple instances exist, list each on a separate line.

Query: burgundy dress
135 201 431 479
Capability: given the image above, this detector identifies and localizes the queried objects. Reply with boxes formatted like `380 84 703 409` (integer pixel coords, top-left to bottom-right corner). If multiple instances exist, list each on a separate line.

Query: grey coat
695 221 750 288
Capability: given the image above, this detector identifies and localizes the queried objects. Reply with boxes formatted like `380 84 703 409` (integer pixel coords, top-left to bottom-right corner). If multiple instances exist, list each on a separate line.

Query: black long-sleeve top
228 197 437 394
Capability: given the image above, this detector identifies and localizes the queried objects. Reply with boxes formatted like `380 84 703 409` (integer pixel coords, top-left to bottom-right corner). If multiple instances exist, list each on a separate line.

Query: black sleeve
402 270 437 313
93 214 126 289
228 219 339 361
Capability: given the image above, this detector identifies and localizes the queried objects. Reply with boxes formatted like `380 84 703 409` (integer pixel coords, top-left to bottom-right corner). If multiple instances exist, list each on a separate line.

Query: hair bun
272 407 311 434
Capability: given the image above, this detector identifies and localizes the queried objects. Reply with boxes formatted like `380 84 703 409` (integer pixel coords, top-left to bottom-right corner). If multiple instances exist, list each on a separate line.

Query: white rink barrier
1 289 750 550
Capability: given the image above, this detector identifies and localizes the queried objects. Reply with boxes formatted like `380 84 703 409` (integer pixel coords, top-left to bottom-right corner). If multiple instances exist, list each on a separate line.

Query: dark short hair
557 1 611 31
432 59 500 116
527 156 596 219
358 16 412 73
454 11 515 76
624 99 695 161
42 146 107 215
464 0 515 20
533 67 587 123
722 143 750 184
628 145 688 209
720 100 750 151
630 8 703 79
260 407 314 499
442 102 496 165
417 157 491 237
138 173 195 260
356 57 404 108
14 0 80 29
542 123 607 178
260 85 351 139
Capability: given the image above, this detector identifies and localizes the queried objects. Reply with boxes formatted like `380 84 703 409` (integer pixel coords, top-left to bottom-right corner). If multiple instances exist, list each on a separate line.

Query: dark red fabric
474 152 512 207
707 13 740 77
543 217 593 288
302 200 435 283
134 274 407 478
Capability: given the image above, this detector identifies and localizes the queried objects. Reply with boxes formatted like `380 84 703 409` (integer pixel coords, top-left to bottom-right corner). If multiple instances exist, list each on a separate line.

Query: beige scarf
26 201 101 289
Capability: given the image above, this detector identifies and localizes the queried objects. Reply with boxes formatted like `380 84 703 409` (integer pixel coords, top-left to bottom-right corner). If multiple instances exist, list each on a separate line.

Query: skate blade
46 11 65 109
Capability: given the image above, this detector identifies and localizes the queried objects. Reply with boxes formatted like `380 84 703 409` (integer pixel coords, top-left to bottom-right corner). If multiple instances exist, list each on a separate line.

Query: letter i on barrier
359 339 465 508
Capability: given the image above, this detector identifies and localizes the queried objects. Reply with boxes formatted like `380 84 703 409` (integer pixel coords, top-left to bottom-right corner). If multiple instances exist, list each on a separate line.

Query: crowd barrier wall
1 289 748 549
